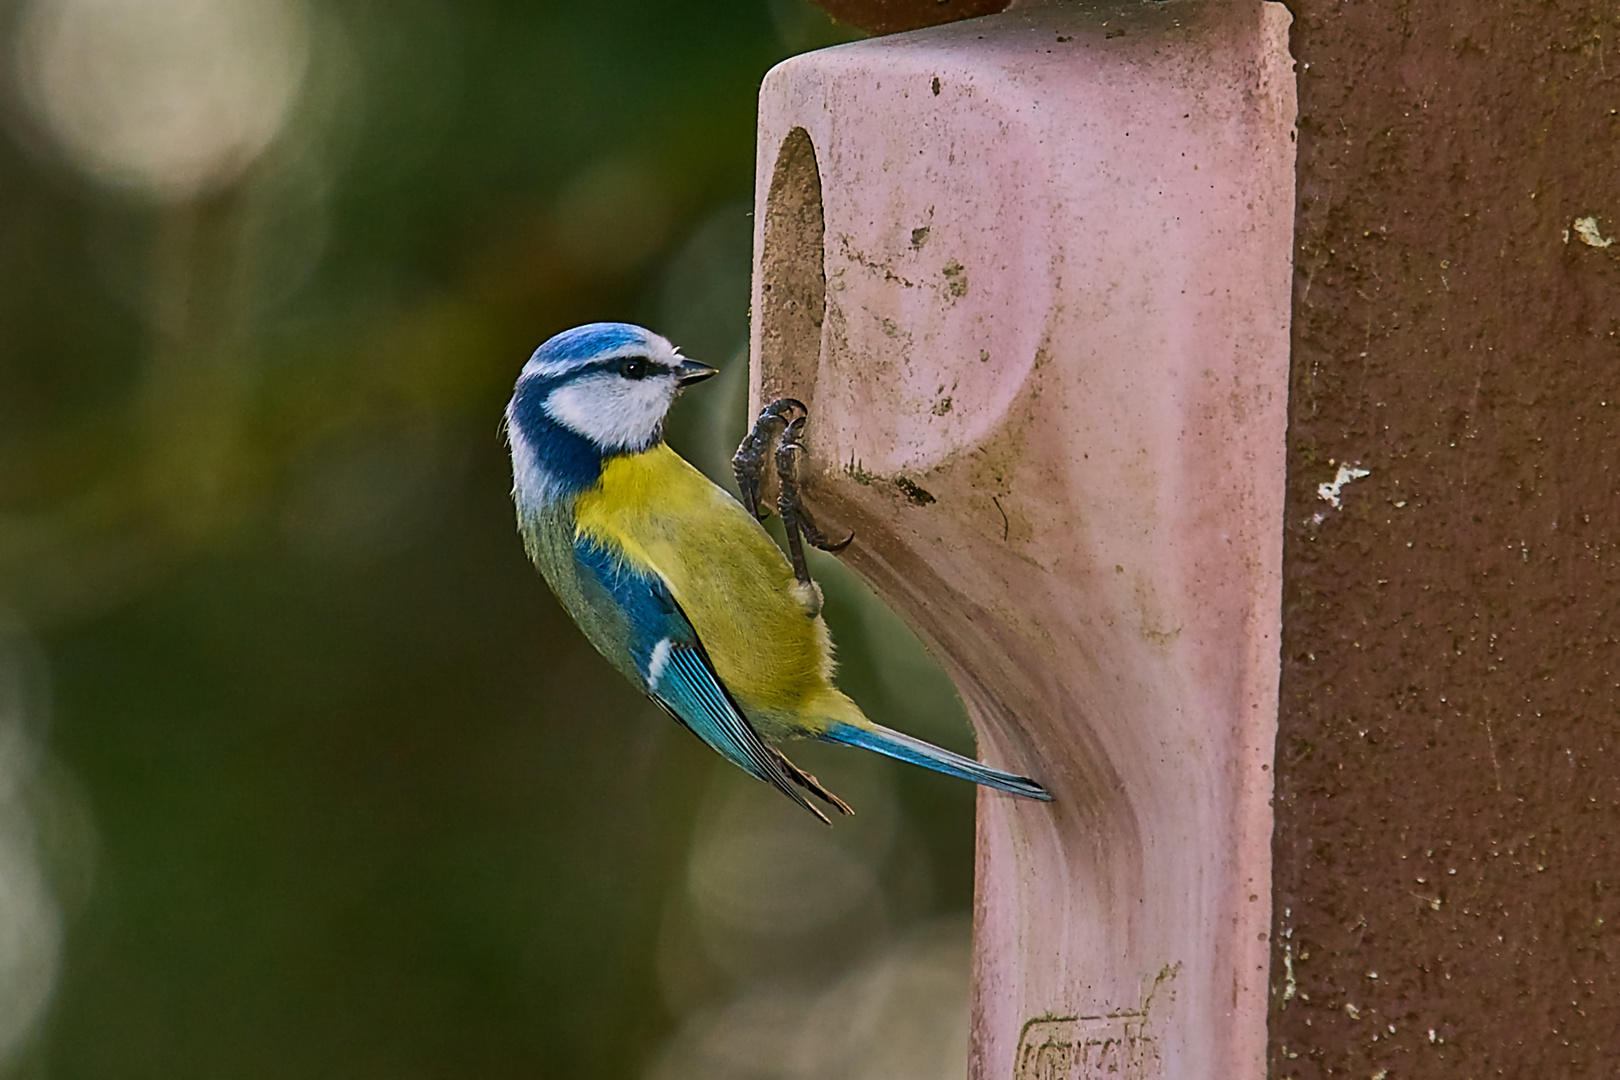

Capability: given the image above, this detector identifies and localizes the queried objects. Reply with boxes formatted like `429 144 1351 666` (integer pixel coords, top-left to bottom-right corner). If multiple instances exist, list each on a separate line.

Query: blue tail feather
821 722 1052 801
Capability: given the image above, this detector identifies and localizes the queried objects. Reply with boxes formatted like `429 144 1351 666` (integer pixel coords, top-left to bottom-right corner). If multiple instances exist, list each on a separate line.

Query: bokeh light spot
14 0 311 199
0 617 71 1071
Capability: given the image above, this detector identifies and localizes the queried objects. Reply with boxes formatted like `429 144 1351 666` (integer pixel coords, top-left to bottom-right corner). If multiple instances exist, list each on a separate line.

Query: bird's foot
732 398 806 520
734 399 854 588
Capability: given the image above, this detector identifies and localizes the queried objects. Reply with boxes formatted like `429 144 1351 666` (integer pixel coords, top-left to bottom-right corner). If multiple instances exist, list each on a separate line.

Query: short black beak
676 358 719 387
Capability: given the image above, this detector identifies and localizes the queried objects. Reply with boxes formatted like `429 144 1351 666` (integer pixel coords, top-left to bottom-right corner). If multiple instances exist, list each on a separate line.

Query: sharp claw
794 502 845 552
771 398 808 424
821 530 854 554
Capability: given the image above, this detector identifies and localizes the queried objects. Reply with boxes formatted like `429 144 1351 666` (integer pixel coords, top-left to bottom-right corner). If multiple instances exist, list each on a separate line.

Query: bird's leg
774 419 814 587
775 414 856 554
732 398 807 519
774 414 856 588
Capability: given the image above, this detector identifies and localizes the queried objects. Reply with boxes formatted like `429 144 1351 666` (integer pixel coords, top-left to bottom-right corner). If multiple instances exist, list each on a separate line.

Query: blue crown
531 322 648 366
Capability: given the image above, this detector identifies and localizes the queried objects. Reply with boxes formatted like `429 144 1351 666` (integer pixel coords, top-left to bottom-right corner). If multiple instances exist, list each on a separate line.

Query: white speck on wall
1317 463 1371 510
1573 216 1614 248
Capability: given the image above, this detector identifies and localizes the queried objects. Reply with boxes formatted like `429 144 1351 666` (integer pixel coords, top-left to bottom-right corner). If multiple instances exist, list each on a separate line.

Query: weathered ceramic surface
749 2 1295 1077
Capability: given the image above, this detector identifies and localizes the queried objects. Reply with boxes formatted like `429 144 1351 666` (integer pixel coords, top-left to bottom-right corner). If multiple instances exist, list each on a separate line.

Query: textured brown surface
1271 1 1620 1076
758 127 825 407
810 0 1009 35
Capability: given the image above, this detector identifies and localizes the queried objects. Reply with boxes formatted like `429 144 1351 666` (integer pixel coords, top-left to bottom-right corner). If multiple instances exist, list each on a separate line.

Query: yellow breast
571 444 834 721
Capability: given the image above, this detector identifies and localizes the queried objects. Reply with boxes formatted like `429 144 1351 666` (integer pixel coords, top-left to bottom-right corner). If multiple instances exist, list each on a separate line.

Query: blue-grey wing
574 538 829 821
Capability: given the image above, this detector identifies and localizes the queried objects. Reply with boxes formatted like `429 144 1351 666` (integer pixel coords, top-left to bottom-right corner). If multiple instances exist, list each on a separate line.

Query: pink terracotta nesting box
748 2 1297 1076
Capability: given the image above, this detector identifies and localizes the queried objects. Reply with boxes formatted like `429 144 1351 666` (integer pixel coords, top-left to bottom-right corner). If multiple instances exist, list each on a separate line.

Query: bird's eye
619 357 649 380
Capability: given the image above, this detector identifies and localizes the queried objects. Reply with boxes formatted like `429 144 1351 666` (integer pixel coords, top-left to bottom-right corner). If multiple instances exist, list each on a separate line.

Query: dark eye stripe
519 356 670 395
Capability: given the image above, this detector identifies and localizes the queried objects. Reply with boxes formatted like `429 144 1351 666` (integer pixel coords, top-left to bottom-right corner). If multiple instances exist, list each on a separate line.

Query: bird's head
506 322 718 501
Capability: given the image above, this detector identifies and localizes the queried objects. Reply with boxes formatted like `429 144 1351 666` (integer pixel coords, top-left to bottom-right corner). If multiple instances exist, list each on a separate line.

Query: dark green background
0 1 984 1076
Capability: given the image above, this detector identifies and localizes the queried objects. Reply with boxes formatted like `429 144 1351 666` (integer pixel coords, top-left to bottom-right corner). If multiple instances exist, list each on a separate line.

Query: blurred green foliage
0 1 986 1076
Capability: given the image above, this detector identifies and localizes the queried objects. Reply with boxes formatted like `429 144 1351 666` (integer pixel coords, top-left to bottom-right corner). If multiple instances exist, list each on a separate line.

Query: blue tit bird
505 322 1051 820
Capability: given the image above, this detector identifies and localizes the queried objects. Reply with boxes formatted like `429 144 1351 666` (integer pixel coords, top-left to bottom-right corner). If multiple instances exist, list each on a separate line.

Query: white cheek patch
507 423 557 506
544 371 677 451
508 421 576 507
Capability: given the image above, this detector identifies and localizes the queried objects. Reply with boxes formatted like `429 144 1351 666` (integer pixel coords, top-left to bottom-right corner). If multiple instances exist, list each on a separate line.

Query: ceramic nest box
747 1 1297 1076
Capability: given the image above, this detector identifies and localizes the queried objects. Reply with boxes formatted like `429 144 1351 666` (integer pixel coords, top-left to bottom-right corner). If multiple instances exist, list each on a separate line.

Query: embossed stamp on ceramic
1014 1012 1155 1080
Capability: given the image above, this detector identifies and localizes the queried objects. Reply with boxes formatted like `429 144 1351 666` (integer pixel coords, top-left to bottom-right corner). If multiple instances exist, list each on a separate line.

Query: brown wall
1270 1 1620 1075
809 0 1009 35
